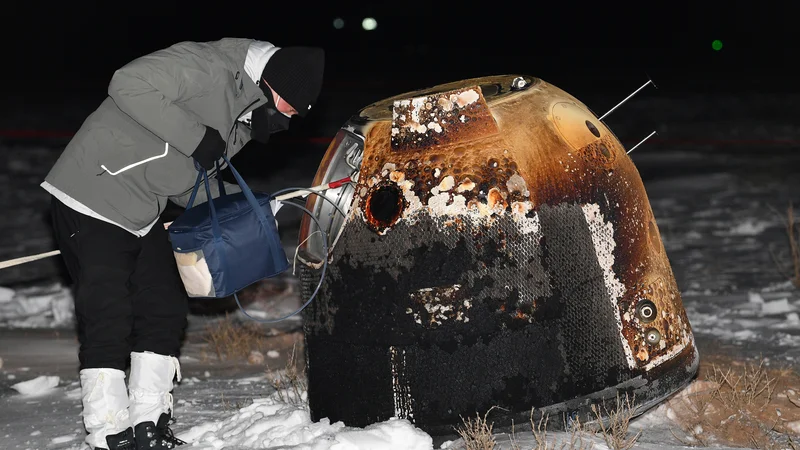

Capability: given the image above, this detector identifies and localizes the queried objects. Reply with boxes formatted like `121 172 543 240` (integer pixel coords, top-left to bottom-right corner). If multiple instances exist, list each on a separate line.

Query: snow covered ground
2 92 800 449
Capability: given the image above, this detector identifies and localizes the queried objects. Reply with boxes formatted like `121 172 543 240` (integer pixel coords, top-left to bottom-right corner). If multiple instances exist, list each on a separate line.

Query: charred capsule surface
297 75 698 436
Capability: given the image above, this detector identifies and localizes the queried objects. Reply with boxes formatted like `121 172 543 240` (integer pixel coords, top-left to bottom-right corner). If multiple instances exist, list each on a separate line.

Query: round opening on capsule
598 143 611 158
636 300 658 323
645 328 661 346
365 184 404 229
585 120 601 138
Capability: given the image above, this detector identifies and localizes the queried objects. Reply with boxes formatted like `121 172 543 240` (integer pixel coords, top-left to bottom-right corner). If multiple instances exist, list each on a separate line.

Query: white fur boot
80 368 134 449
128 351 182 426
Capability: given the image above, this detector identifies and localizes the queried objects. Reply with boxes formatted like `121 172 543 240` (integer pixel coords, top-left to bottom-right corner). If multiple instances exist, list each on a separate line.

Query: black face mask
250 97 291 144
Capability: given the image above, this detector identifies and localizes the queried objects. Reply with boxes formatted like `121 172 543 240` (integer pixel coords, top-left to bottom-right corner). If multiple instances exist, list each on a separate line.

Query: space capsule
295 75 698 435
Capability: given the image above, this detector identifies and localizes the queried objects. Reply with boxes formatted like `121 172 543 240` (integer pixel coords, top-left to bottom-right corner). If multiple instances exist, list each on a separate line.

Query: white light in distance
362 17 377 31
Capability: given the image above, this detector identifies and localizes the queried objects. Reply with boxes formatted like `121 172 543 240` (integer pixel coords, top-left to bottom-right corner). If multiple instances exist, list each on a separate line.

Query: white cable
293 231 323 276
0 250 61 270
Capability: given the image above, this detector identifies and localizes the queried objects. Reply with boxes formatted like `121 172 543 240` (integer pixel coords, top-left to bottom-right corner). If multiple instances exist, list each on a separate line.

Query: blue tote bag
168 155 289 299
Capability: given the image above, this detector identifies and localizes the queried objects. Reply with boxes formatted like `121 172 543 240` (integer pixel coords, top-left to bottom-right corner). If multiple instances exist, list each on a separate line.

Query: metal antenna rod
599 79 655 121
627 131 657 154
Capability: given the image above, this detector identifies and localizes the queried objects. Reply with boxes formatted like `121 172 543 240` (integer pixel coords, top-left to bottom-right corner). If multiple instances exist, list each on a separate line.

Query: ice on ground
331 417 433 449
0 286 14 302
0 283 74 328
761 298 796 315
64 387 82 400
178 389 433 450
680 283 800 363
749 291 765 304
50 434 78 444
712 218 774 236
11 375 59 396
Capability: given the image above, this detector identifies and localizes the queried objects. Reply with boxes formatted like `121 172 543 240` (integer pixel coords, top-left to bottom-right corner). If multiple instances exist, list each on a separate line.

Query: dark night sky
2 1 794 92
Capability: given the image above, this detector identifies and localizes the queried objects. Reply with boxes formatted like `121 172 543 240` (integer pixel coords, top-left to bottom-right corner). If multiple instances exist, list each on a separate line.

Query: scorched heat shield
296 75 698 435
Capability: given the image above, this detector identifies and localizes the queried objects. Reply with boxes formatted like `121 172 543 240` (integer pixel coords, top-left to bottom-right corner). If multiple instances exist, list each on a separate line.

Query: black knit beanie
261 47 325 117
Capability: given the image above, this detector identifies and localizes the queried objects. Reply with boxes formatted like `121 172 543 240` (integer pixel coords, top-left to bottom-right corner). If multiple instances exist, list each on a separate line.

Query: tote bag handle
185 156 286 277
185 160 226 209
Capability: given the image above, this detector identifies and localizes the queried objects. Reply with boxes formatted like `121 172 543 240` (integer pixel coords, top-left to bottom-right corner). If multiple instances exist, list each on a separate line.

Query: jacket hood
244 41 280 86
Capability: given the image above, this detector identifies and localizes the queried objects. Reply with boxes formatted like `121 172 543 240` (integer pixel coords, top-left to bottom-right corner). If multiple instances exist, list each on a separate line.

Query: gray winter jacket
42 38 272 232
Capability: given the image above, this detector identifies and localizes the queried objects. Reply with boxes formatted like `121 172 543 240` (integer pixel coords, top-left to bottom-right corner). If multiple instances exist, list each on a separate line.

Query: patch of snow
777 333 800 347
0 286 14 302
237 375 265 383
11 375 59 396
734 329 758 340
712 218 773 236
64 387 82 400
684 230 703 240
748 292 765 304
178 389 432 449
0 283 74 328
50 434 77 444
682 288 715 296
330 417 433 449
761 298 796 315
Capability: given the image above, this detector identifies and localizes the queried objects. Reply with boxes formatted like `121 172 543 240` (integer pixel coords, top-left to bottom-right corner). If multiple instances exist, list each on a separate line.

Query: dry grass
265 341 308 407
457 395 637 450
459 406 598 450
788 203 800 288
590 393 641 450
455 406 500 450
664 357 800 449
706 358 779 410
510 409 594 450
768 202 800 287
219 392 254 411
203 313 268 361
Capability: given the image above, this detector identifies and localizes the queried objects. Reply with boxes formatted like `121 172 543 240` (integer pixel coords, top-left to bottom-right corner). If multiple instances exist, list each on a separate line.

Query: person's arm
107 42 225 167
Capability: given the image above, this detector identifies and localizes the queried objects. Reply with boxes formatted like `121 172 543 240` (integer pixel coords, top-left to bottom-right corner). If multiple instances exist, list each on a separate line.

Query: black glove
192 127 226 170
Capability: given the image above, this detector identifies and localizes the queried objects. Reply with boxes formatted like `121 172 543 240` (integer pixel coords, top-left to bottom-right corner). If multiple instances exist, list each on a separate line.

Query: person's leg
50 197 139 449
129 221 189 358
127 221 189 448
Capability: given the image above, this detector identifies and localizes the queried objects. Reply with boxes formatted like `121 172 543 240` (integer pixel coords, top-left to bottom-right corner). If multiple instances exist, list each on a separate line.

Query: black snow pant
50 196 189 371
